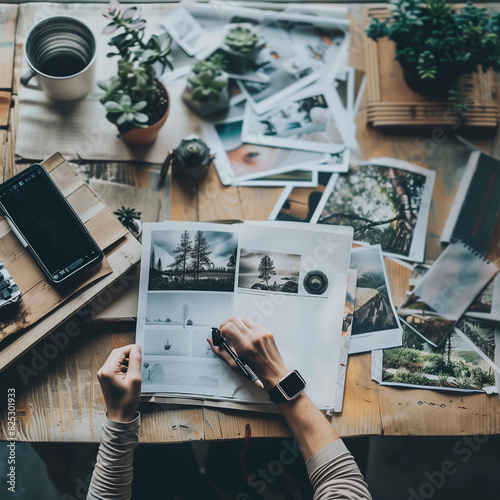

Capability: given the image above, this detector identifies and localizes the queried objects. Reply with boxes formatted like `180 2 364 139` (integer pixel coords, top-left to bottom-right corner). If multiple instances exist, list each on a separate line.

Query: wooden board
365 8 499 130
0 152 142 372
0 4 17 90
0 91 10 127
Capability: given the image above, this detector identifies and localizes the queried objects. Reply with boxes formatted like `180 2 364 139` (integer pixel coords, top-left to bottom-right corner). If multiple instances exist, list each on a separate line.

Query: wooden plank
0 91 10 127
0 128 6 182
0 236 141 373
0 5 17 90
378 385 500 436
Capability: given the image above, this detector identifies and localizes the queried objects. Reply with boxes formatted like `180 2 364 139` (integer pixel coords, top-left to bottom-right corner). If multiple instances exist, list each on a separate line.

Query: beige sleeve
306 439 372 499
86 413 140 500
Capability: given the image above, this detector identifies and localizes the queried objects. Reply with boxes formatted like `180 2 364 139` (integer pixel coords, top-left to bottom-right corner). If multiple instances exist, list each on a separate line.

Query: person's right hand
97 344 142 423
207 316 289 391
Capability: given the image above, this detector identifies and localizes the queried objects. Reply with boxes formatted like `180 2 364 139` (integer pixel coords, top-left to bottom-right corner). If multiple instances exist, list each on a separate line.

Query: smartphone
0 164 103 283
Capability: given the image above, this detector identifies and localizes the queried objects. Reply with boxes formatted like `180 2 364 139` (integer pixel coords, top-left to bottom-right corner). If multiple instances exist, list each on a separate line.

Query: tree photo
318 163 429 257
148 229 238 291
238 248 300 293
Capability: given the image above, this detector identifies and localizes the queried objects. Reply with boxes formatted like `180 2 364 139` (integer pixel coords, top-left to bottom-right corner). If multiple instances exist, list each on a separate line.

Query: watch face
279 370 306 398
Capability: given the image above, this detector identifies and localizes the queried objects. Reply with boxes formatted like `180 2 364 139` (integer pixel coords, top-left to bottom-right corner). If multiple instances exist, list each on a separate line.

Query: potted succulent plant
114 206 142 237
91 0 173 145
366 0 500 96
219 23 266 74
182 54 230 117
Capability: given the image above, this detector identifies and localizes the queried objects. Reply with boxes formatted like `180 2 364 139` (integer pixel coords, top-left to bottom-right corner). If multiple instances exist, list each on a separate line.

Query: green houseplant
114 206 142 237
366 0 500 96
182 54 229 117
219 23 266 74
91 0 173 145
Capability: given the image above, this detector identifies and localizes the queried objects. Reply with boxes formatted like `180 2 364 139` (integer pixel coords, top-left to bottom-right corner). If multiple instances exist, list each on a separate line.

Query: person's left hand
97 344 142 423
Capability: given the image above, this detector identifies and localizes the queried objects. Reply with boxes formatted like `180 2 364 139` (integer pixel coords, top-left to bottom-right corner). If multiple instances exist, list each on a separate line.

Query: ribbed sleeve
86 413 140 500
306 440 372 499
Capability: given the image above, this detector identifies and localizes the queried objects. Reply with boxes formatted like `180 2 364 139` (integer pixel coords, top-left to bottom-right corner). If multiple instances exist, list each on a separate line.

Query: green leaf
117 113 128 125
131 100 147 111
134 112 149 123
104 101 123 113
120 95 132 107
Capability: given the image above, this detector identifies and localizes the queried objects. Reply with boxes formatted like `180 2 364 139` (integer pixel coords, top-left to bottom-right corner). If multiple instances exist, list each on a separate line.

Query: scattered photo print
149 230 238 292
349 246 399 336
379 324 496 391
455 317 496 363
269 172 333 222
242 90 347 154
315 161 432 259
237 23 318 114
144 330 190 357
203 117 326 185
142 359 219 389
192 331 217 359
145 292 232 329
238 249 300 293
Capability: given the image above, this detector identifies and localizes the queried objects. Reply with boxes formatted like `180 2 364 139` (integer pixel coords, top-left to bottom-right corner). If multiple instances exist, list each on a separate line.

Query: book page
226 222 353 409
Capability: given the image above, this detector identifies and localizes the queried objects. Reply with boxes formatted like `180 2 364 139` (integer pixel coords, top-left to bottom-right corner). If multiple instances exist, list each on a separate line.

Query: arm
208 316 372 500
87 344 142 500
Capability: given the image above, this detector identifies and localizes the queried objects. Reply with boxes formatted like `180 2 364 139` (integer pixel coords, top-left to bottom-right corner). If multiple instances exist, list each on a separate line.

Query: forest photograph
148 230 238 292
382 324 496 391
317 163 428 257
349 247 399 335
238 249 301 293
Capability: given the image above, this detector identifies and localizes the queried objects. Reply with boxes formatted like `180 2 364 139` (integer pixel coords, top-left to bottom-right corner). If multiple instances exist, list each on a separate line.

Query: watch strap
268 384 286 404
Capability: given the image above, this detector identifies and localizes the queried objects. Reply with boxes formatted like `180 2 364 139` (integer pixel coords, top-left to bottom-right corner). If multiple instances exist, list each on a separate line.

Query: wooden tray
365 7 499 130
0 152 142 372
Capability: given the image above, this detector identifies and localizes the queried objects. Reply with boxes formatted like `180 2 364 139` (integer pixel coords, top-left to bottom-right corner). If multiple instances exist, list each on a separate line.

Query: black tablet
0 164 103 283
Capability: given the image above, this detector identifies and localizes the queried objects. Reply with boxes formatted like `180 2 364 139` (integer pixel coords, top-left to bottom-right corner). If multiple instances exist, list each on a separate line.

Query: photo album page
136 221 353 410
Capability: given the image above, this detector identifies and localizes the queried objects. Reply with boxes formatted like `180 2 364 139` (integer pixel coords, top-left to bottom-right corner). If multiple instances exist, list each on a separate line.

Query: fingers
108 344 134 367
207 337 237 370
127 344 142 381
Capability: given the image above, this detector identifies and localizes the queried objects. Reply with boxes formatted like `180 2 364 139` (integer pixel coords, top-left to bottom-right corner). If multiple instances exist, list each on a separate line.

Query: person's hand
207 316 289 391
97 344 142 423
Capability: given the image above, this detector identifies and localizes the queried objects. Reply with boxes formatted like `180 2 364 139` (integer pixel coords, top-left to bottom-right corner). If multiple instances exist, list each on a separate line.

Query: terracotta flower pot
122 85 170 146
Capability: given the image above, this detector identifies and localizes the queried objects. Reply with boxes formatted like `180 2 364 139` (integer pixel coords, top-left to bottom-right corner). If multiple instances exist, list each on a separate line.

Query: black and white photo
149 229 238 292
238 249 301 293
144 329 190 356
145 292 232 328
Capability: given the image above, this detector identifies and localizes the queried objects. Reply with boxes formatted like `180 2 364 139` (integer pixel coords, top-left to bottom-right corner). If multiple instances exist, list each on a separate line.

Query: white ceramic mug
21 16 96 101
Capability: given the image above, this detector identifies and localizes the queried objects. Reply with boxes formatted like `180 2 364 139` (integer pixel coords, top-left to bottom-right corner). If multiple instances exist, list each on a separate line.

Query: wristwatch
268 370 306 403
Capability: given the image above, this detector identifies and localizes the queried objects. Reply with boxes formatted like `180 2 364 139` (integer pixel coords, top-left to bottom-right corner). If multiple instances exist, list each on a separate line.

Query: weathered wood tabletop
1 2 500 443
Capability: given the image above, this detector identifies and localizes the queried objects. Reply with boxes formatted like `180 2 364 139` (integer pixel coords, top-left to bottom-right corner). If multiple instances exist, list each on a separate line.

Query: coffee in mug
21 16 96 101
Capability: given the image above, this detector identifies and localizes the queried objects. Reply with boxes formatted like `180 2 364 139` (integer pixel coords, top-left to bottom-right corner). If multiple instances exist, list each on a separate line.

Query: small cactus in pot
182 54 230 117
219 23 266 74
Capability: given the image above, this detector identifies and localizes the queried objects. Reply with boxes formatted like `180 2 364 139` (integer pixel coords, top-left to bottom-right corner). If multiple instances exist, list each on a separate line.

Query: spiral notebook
397 241 498 347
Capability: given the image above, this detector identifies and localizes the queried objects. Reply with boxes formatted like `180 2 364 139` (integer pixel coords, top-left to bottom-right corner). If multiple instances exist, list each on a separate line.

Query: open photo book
136 220 353 411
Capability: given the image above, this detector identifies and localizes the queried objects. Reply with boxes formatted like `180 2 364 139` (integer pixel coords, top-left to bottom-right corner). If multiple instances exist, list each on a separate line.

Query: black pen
211 328 264 389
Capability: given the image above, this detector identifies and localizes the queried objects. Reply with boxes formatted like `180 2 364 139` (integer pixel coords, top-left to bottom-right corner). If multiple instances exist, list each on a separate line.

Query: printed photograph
238 249 301 293
381 324 496 391
287 23 345 74
204 118 325 184
142 359 219 389
144 330 190 357
192 331 217 358
455 317 496 363
349 247 399 336
145 292 232 328
271 172 333 222
148 230 238 292
316 163 429 257
468 278 494 314
243 92 345 154
162 8 209 56
238 23 316 113
398 295 456 348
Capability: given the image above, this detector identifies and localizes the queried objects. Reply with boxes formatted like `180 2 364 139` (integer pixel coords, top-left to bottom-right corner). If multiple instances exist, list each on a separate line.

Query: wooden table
1 2 500 443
